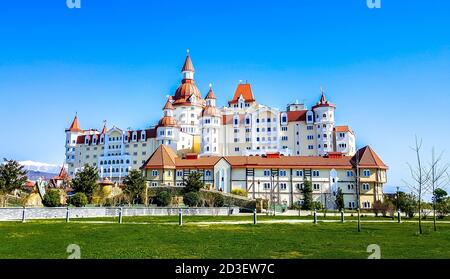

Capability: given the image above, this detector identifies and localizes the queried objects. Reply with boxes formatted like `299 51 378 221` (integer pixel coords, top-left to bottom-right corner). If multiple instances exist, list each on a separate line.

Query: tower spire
66 114 82 132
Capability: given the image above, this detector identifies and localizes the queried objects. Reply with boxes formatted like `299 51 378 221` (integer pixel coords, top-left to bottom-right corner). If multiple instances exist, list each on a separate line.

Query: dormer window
132 132 137 141
141 132 146 141
100 135 104 143
93 137 97 144
85 137 89 145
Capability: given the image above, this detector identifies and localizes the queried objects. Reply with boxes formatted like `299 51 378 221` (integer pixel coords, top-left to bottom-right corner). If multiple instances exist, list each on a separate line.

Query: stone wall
0 206 240 221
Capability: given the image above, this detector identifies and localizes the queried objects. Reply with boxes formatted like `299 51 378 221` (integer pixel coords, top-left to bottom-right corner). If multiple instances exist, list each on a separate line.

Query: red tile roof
229 83 255 104
205 86 216 99
352 146 388 169
287 110 307 122
141 145 177 169
140 145 388 171
312 92 336 110
181 54 195 73
66 115 82 132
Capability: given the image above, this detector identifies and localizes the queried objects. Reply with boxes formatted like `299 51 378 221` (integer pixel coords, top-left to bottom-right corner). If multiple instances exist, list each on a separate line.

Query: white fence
0 206 240 221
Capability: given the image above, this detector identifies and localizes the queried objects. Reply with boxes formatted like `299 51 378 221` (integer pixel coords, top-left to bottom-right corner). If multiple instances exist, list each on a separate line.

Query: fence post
66 206 70 223
118 207 123 224
313 209 317 224
341 209 345 223
22 206 26 223
397 210 401 223
253 209 257 225
179 208 183 226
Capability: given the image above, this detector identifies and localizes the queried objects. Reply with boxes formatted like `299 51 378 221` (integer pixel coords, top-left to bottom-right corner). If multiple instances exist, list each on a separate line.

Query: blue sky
0 0 449 194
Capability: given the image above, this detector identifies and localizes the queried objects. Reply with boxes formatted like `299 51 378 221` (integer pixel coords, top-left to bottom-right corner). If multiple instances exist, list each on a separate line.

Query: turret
200 84 221 156
312 89 336 156
65 114 83 164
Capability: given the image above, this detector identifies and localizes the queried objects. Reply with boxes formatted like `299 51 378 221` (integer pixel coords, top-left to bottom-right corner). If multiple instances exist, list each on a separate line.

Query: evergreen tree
123 169 147 204
71 164 99 198
183 172 205 193
0 159 28 206
302 180 313 210
335 188 345 211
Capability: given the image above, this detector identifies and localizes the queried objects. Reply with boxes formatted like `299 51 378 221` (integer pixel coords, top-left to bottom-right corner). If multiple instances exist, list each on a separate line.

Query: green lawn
0 219 449 259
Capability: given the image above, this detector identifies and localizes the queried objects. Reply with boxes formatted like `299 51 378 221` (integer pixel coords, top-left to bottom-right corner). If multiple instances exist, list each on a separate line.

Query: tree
42 189 61 207
335 188 345 211
301 180 313 210
436 198 450 219
183 172 205 193
434 188 448 204
71 164 99 199
373 200 383 217
0 159 28 207
123 169 147 205
397 192 418 218
429 148 450 231
69 192 88 207
403 137 431 234
183 192 200 207
154 191 171 207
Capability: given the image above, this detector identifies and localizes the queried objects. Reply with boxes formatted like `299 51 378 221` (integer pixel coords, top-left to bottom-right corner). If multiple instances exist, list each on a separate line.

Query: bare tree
429 148 450 231
403 136 432 234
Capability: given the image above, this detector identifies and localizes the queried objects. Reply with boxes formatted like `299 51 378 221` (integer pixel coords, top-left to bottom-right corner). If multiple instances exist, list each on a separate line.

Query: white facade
65 54 357 179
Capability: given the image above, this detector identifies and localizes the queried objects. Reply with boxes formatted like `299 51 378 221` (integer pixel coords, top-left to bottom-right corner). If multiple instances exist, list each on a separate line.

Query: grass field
1 217 449 259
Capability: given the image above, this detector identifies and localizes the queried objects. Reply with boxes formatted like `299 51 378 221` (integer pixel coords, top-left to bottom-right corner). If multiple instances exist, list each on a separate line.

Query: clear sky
0 0 449 194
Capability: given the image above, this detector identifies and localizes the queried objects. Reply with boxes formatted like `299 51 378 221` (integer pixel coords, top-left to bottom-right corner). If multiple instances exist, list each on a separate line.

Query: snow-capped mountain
18 161 62 174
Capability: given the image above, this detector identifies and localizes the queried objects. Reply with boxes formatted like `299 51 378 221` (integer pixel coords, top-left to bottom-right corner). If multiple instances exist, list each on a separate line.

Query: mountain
18 161 62 174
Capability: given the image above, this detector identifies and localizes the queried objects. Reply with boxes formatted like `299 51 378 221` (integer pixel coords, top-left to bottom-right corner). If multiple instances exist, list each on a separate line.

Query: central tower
172 51 205 136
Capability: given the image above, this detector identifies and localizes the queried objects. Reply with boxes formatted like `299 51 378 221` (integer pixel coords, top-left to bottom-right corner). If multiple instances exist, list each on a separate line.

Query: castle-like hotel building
65 53 387 208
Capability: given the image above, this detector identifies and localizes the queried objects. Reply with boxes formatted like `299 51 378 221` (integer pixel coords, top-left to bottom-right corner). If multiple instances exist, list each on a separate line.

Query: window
281 136 288 141
347 171 354 177
363 169 371 177
362 183 370 191
279 170 287 176
263 183 271 190
205 170 211 177
363 201 371 208
296 170 303 177
348 201 356 209
280 183 287 190
281 127 288 131
264 170 270 176
313 184 320 191
234 147 240 152
152 170 158 176
348 184 355 190
296 183 303 191
177 170 183 177
312 170 320 177
151 182 158 187
307 135 314 140
308 145 314 150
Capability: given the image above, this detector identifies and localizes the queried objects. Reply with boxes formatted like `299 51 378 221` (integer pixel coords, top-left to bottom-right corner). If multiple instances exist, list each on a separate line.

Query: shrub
183 192 200 207
69 192 88 207
231 188 248 197
155 191 171 207
43 189 61 207
214 194 225 207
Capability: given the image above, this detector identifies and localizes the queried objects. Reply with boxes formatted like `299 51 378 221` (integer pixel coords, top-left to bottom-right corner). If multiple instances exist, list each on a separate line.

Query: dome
173 79 202 104
202 106 221 117
158 116 178 127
